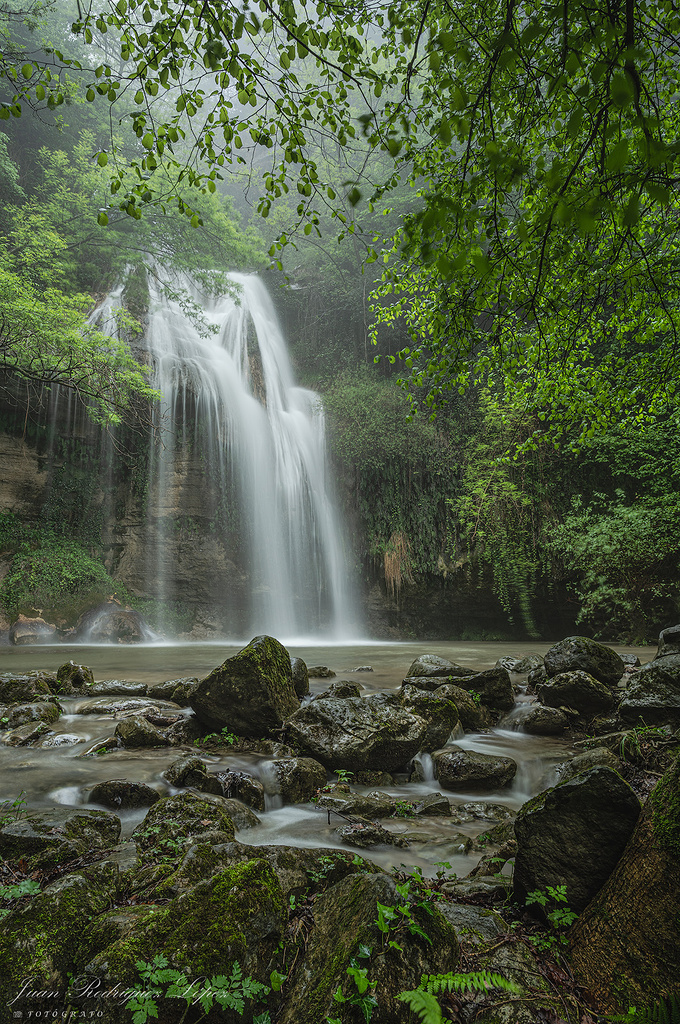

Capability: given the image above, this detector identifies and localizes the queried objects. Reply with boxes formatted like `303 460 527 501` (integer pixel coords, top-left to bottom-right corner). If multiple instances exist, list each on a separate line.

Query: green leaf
97 152 108 167
606 139 629 172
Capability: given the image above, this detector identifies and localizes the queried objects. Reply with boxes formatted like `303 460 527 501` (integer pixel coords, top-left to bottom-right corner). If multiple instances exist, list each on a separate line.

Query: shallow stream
0 640 652 876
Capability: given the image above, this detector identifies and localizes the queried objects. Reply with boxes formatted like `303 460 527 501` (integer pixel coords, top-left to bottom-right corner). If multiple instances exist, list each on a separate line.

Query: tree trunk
569 756 680 1012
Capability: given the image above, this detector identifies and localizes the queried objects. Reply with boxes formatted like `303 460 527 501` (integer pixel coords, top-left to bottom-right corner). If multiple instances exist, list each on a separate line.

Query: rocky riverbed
1 631 679 1022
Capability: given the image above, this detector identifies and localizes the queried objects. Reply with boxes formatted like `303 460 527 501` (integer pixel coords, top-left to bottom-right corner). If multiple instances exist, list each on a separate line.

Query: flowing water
0 640 652 875
142 272 356 639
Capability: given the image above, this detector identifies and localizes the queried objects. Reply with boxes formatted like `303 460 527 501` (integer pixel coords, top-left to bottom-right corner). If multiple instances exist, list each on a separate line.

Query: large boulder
131 792 236 861
75 601 151 643
284 692 428 772
0 807 121 869
189 635 299 736
520 704 569 735
277 871 459 1024
405 653 474 678
88 781 160 809
514 766 641 913
619 654 680 725
538 670 616 717
544 636 624 687
434 748 517 791
9 614 56 645
114 716 169 748
654 623 680 660
452 667 515 711
399 685 460 748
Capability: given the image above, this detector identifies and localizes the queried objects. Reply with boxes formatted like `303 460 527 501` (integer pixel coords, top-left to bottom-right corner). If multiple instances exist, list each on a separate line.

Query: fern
617 995 680 1024
398 970 522 1024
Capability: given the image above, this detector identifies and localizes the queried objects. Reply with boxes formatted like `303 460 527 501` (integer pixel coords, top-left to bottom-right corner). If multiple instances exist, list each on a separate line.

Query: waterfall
137 271 356 640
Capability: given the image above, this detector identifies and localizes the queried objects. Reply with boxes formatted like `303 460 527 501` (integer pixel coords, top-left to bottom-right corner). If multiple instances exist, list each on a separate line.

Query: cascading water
138 271 356 640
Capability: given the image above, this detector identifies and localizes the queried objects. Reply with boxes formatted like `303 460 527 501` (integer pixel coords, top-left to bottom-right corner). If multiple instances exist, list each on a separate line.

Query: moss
650 756 680 856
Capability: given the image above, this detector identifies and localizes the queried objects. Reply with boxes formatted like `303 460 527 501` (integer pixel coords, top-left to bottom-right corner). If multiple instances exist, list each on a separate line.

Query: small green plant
468 689 482 706
329 949 378 1024
0 879 41 919
0 792 27 827
392 799 417 818
397 971 522 1024
335 769 355 785
195 726 236 748
375 879 434 953
124 955 271 1023
615 994 680 1023
525 884 578 952
307 854 338 885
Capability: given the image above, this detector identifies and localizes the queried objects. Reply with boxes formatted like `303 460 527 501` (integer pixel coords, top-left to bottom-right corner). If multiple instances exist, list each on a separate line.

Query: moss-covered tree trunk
569 756 680 1012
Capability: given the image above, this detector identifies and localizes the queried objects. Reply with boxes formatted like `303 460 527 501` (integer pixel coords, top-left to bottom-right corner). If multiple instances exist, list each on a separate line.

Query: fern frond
421 971 521 995
397 988 443 1024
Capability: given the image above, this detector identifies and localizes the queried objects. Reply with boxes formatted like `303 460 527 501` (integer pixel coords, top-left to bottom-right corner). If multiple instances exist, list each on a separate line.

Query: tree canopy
1 0 680 440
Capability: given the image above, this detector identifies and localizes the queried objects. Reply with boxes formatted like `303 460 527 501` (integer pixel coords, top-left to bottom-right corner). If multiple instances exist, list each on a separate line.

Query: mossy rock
0 808 121 869
538 670 616 717
291 656 309 697
0 871 117 1008
434 748 517 791
277 871 459 1024
88 781 160 810
190 634 299 737
400 685 460 747
406 654 474 678
74 859 286 1020
619 654 680 726
114 715 169 748
434 682 489 730
0 673 51 703
5 700 61 729
267 757 327 803
453 667 515 712
544 636 624 687
56 661 94 695
131 791 236 862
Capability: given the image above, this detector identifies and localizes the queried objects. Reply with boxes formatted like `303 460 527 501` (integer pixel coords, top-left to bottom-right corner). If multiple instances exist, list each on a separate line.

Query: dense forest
0 0 679 642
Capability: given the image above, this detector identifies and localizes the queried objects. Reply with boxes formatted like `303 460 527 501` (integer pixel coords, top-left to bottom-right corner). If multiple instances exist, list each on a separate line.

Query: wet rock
132 791 236 860
89 679 148 696
496 656 519 672
434 682 488 730
434 748 517 791
450 801 516 825
291 657 309 697
318 789 396 819
521 705 569 735
217 770 266 810
619 653 680 725
538 670 616 717
190 634 299 736
5 700 61 729
0 807 121 869
164 754 218 790
513 766 641 913
311 679 362 700
9 614 56 645
56 662 94 695
336 819 409 848
79 735 119 757
400 685 460 748
441 876 512 900
454 667 515 711
354 665 373 672
148 677 191 700
164 716 205 746
114 715 169 748
88 781 160 809
406 653 475 678
527 664 548 690
514 654 544 675
413 792 451 816
0 673 52 703
267 757 327 803
277 871 458 1024
217 798 260 830
654 623 680 660
307 665 336 678
39 733 82 747
285 692 428 772
544 635 624 687
78 696 179 717
77 602 151 643
2 721 53 746
556 746 621 782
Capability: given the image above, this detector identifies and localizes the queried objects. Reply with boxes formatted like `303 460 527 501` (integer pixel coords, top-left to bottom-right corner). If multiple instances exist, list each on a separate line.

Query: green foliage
331 952 378 1024
194 726 237 748
0 878 40 919
0 791 27 827
397 971 521 1023
525 885 578 952
125 955 271 1023
392 800 416 819
549 492 680 640
615 995 680 1024
375 879 434 954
